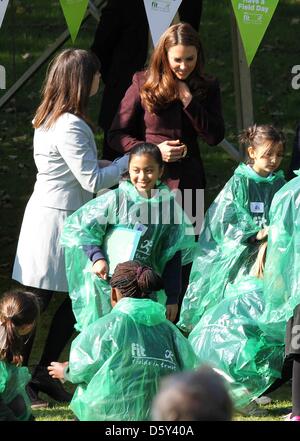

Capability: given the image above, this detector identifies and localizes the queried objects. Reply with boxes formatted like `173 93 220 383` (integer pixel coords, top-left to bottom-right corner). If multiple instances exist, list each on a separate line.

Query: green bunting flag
231 0 279 66
59 0 88 42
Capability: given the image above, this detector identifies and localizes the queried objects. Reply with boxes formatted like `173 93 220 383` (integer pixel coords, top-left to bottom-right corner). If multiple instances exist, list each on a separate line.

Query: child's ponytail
0 290 39 365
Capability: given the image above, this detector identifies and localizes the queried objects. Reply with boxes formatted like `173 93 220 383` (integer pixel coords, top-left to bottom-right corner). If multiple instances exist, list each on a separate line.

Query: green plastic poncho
178 164 285 333
65 297 197 421
261 171 300 341
61 180 196 331
0 360 31 421
188 276 284 409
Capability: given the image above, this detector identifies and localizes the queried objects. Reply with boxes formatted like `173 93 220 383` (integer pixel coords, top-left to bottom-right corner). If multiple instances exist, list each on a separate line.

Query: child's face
129 153 163 197
248 142 284 177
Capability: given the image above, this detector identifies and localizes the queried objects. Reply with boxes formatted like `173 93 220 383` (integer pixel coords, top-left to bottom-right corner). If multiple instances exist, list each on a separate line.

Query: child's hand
92 259 109 280
48 361 68 381
256 227 269 241
166 304 178 323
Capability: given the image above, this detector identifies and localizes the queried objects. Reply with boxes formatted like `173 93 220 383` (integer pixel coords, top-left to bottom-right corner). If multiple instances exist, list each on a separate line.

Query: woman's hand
48 361 68 381
177 81 192 107
256 227 269 241
157 140 186 162
166 304 179 322
92 259 109 280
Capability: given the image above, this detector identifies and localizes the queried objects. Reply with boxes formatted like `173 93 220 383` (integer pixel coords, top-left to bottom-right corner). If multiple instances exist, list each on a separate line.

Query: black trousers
22 287 76 367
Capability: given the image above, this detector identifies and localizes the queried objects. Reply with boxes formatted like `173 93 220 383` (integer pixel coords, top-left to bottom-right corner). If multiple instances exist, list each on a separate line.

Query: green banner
231 0 279 66
60 0 88 43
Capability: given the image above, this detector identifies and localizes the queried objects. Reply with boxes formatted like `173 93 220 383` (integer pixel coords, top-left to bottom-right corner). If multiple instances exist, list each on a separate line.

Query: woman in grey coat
12 49 128 407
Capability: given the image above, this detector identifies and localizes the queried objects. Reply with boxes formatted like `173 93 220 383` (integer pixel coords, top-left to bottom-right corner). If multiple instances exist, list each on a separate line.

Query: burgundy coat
108 71 225 190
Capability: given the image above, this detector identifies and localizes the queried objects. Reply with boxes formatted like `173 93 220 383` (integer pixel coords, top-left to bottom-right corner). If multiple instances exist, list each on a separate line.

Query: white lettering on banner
0 65 6 89
291 65 300 90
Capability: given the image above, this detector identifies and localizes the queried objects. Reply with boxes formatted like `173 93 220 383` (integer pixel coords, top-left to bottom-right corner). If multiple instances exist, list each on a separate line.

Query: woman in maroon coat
108 22 224 194
108 22 225 314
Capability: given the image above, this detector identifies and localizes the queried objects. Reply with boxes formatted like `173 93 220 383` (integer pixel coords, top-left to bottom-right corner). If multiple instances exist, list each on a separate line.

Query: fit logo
0 65 5 89
291 325 300 351
131 343 146 357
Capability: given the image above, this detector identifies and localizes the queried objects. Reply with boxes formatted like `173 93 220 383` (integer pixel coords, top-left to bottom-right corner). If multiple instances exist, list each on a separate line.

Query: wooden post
230 6 254 159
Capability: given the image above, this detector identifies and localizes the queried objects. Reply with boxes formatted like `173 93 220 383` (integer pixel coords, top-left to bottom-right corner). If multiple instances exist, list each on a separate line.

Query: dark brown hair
110 261 164 298
0 290 39 365
33 49 100 129
141 22 208 113
239 124 285 163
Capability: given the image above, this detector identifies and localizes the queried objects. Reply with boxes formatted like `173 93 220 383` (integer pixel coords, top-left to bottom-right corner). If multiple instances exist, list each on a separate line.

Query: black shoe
30 366 73 403
26 384 49 409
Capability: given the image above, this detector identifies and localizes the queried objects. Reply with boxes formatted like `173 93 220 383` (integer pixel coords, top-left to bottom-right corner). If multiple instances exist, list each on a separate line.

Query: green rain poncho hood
0 360 31 421
65 297 197 421
178 163 285 333
261 171 300 340
188 276 285 409
61 180 196 330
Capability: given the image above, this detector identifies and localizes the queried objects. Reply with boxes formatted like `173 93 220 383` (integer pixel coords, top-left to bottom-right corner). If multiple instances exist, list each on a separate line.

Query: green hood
234 163 284 183
113 297 166 326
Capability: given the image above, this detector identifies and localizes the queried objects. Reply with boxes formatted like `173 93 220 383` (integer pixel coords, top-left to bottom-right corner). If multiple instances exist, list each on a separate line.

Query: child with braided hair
48 261 197 421
0 290 39 421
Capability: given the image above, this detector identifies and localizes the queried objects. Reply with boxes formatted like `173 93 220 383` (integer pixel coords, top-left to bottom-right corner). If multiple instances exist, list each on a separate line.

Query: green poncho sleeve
61 181 196 331
65 298 198 421
188 277 284 409
178 164 285 333
261 172 300 340
0 361 32 421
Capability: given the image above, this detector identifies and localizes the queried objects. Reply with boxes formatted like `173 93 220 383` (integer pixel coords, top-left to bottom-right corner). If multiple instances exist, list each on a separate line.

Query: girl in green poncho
0 290 39 421
188 242 285 411
178 124 286 333
47 261 197 421
61 143 196 330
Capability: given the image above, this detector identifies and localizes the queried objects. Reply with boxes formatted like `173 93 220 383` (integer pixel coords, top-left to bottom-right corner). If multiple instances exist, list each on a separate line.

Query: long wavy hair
33 49 100 129
141 22 208 114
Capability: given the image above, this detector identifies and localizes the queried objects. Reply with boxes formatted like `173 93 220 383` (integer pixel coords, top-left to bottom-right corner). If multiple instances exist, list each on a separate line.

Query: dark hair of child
110 261 164 298
129 143 164 168
239 124 285 164
0 291 40 365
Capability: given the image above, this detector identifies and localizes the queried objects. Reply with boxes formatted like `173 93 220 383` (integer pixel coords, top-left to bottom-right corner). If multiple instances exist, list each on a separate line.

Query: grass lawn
0 0 299 421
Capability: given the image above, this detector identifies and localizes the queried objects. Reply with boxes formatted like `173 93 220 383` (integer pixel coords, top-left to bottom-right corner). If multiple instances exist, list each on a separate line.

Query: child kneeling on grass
0 290 39 421
48 261 197 421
